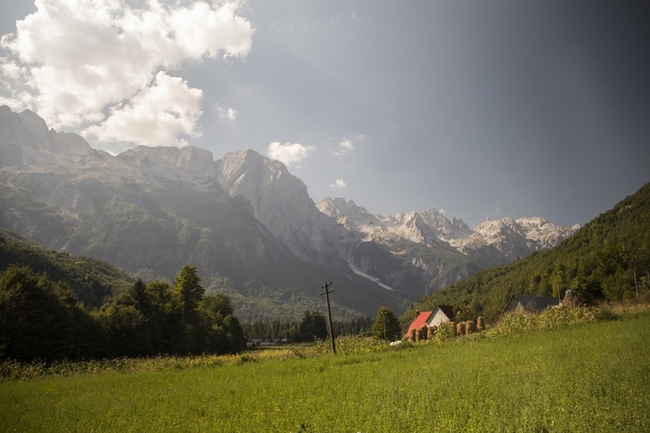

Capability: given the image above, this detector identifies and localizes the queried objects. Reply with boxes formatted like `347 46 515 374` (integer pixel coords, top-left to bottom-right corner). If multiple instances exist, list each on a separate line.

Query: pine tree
372 307 402 341
174 265 204 320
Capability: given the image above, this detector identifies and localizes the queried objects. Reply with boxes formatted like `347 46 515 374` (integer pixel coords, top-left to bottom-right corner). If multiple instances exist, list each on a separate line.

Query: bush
435 322 456 342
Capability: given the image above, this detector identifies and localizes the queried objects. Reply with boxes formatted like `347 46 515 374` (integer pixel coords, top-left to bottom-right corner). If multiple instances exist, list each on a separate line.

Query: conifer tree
174 265 204 320
372 307 402 341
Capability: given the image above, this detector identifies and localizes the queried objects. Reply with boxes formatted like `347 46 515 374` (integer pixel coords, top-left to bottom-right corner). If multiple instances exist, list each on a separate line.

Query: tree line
0 264 246 362
242 314 375 342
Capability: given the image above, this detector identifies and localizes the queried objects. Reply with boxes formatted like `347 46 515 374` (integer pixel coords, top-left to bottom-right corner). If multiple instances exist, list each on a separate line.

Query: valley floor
1 310 649 432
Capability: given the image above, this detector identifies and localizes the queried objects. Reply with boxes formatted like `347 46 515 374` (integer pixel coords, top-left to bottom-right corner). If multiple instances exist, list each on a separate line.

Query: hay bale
417 324 428 341
456 321 466 335
409 329 416 341
427 325 437 339
561 289 582 306
477 316 485 332
465 320 476 335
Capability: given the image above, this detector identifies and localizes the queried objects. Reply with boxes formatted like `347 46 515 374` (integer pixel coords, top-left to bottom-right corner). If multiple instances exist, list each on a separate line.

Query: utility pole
320 282 336 355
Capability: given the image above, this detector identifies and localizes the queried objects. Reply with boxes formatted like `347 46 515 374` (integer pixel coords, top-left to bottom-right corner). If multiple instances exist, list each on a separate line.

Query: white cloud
267 142 315 167
330 178 347 189
85 71 202 147
0 0 253 147
215 104 238 122
334 134 364 156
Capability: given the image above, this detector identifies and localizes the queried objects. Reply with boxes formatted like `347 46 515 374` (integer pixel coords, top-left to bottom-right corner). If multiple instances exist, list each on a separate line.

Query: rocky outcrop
450 217 581 261
317 196 581 290
214 149 351 270
0 106 91 167
118 145 215 180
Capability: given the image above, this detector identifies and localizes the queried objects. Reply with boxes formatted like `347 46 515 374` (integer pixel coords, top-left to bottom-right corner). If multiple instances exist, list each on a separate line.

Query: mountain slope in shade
0 228 133 308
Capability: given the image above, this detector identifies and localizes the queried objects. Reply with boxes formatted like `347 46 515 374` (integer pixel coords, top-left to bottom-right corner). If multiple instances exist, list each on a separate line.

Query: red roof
405 311 433 336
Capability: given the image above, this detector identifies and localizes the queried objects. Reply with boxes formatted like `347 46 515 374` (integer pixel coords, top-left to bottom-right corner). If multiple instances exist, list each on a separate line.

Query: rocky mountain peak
215 149 289 196
418 208 473 241
317 199 474 246
467 215 580 260
118 145 215 179
214 149 349 268
0 106 91 167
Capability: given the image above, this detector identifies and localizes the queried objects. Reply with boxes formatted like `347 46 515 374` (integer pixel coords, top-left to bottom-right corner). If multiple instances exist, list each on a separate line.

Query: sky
1 0 649 228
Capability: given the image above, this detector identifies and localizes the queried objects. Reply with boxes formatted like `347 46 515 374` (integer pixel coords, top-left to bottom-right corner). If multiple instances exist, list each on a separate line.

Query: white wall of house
427 307 451 327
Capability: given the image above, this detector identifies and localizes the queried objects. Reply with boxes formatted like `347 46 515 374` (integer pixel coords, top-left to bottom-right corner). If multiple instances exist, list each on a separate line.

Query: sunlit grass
2 311 649 432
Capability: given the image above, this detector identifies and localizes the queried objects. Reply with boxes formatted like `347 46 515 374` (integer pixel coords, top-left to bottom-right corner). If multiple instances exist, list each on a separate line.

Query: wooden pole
320 282 336 355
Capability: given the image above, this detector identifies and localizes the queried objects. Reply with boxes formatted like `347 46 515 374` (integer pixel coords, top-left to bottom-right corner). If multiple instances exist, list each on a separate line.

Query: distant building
405 310 432 338
427 305 455 327
405 305 455 337
501 294 559 315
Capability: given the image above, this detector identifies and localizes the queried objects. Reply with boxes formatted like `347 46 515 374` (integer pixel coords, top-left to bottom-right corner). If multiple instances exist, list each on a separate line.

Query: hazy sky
1 1 649 228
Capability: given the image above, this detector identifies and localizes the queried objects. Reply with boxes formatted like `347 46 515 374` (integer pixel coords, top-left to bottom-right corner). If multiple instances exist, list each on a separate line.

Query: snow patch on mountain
349 264 394 291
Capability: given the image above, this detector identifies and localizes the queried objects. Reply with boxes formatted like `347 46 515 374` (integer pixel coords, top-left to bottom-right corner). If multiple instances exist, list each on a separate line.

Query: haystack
477 316 485 332
561 289 582 307
465 320 476 335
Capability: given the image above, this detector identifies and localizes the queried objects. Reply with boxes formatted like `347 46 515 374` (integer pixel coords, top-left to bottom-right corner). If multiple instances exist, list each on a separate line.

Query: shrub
435 322 456 342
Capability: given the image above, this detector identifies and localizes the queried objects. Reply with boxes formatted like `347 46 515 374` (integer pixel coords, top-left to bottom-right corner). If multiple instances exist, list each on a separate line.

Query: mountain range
404 181 650 323
0 106 580 320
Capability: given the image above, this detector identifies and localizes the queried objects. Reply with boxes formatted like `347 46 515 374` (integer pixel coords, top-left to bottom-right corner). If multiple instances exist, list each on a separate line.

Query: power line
319 282 336 355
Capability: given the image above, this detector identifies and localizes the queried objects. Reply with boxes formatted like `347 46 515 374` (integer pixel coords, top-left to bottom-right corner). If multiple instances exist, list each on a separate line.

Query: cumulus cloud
334 134 364 156
85 72 202 147
330 178 347 188
215 104 238 122
267 142 315 167
0 0 253 147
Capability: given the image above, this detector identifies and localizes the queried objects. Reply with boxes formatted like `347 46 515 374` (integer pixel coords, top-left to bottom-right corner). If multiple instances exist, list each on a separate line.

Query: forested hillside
402 183 650 324
0 228 132 307
0 264 246 361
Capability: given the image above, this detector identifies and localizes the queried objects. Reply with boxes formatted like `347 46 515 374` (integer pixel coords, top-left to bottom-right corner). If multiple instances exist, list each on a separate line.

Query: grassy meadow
2 311 650 432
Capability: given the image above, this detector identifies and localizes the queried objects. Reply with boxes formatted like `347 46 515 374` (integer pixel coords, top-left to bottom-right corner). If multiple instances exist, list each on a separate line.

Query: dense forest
242 314 374 342
0 264 246 361
0 228 381 361
0 228 133 307
402 183 650 325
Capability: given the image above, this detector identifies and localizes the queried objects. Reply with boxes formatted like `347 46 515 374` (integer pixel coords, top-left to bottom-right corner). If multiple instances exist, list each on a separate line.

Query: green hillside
403 182 650 323
0 228 133 307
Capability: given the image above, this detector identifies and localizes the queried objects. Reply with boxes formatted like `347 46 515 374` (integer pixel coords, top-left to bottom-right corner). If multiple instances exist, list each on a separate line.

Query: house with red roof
405 305 455 338
405 310 432 338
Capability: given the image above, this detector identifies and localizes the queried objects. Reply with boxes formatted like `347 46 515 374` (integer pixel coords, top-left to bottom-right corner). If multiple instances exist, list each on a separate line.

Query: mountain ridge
0 105 581 319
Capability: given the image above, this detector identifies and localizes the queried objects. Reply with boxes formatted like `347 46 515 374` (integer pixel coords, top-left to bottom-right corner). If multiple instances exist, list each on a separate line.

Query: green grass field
2 312 649 432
